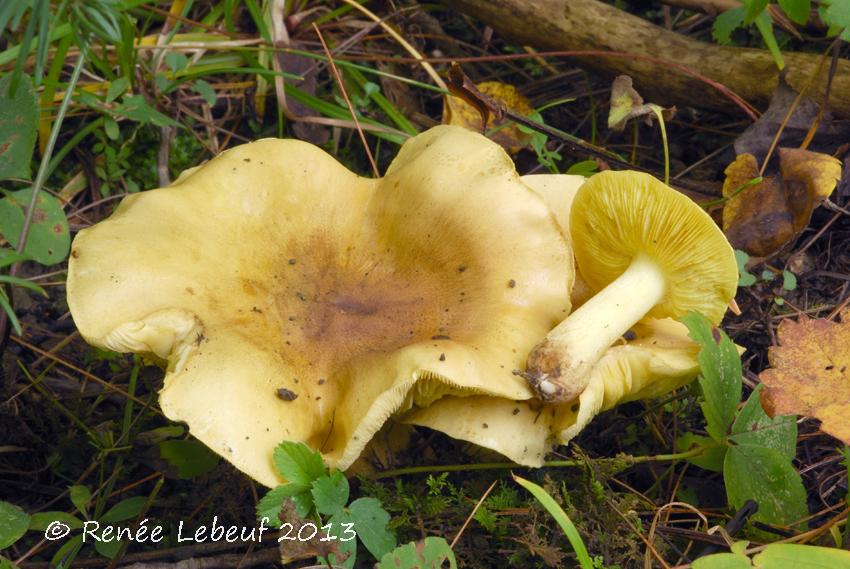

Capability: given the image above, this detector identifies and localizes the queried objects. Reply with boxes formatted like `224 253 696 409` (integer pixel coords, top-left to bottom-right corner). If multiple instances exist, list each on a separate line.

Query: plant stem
371 446 706 479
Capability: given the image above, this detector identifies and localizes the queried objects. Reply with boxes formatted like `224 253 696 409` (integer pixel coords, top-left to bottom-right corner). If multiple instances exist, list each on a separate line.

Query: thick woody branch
448 0 850 117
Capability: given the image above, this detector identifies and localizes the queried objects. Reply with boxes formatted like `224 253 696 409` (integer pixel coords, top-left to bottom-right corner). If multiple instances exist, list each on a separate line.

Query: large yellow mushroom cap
66 125 573 486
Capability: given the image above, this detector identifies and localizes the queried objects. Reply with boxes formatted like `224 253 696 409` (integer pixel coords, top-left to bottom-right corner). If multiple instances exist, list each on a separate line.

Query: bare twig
313 23 379 177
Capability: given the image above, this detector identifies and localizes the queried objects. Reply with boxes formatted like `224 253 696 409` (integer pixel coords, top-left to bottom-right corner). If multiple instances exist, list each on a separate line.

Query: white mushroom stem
526 253 666 402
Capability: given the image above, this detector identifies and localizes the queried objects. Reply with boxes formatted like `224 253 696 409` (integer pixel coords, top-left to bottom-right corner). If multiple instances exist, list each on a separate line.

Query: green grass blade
513 474 594 569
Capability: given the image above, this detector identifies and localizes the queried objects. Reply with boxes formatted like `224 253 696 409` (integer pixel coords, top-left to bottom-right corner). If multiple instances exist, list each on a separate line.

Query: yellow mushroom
66 125 573 486
402 175 702 465
523 171 738 403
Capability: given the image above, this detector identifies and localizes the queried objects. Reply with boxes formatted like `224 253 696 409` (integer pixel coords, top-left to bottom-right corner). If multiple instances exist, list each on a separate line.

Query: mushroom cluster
67 126 736 486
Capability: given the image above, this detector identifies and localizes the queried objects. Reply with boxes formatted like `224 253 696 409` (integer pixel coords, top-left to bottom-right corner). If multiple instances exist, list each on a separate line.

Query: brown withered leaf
759 310 850 445
721 148 842 257
443 71 533 154
607 75 675 132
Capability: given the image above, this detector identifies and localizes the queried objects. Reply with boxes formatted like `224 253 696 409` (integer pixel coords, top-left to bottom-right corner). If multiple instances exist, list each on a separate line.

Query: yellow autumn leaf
442 81 533 154
759 310 850 445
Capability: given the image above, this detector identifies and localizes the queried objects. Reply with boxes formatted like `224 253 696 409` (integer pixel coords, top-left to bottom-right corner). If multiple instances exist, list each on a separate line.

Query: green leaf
103 116 119 141
752 543 850 567
714 7 746 44
192 79 216 106
377 537 458 569
754 11 785 70
164 51 189 73
273 441 327 486
69 485 91 518
105 77 129 103
692 551 752 568
0 188 70 265
29 511 84 531
0 73 38 181
782 270 797 291
0 556 21 569
50 534 82 568
94 537 122 560
112 95 180 127
735 250 757 287
257 483 311 528
565 160 598 177
822 0 850 39
0 501 30 549
100 496 146 524
682 312 742 443
321 514 358 569
677 432 727 472
513 475 594 569
311 471 349 517
778 0 811 25
724 444 808 527
730 385 797 460
158 439 220 479
743 0 769 24
348 497 396 561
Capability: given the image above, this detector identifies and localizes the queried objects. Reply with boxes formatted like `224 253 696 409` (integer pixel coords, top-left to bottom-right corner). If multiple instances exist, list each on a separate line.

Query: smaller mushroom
523 171 737 403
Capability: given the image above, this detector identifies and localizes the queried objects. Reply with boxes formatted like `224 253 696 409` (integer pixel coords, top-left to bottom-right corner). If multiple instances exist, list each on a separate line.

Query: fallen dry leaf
607 74 675 131
759 310 850 445
721 148 842 257
734 82 850 165
443 79 533 153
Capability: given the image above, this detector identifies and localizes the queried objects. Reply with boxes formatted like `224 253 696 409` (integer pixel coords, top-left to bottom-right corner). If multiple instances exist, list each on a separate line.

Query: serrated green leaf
192 79 216 106
714 7 746 44
0 188 70 265
752 542 850 567
730 385 797 460
724 445 808 527
69 485 91 517
311 471 349 517
677 432 727 472
743 0 769 24
273 441 327 486
158 439 220 479
778 0 811 24
321 514 358 569
377 537 458 569
257 483 311 528
0 73 38 181
514 475 593 569
0 501 30 549
29 511 84 531
682 312 742 442
348 497 396 561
